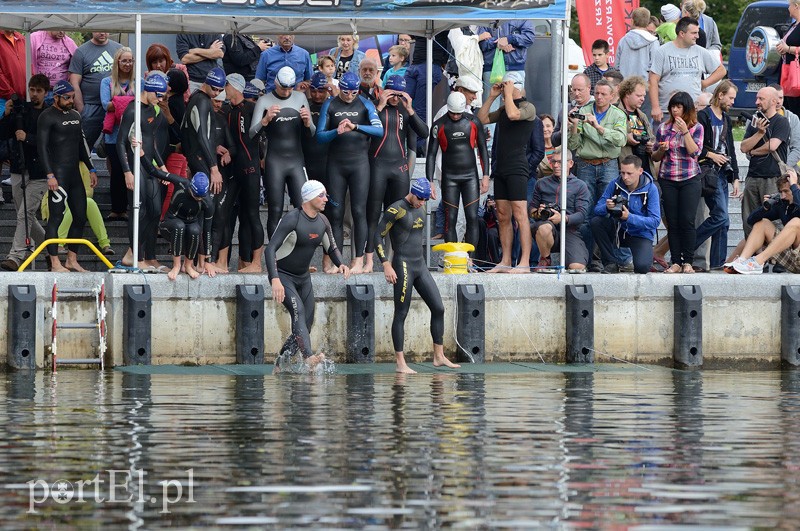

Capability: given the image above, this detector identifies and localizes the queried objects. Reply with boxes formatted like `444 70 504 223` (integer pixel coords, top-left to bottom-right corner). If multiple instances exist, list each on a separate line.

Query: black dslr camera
763 193 781 210
609 195 629 218
569 110 586 121
631 130 650 144
531 203 558 221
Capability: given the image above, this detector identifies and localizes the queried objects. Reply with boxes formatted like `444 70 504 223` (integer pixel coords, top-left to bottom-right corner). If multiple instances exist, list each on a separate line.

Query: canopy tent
2 0 573 272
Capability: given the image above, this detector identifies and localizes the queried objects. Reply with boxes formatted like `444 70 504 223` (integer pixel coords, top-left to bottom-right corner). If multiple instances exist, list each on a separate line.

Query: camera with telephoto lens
8 93 27 130
531 203 558 221
763 193 781 210
569 111 586 121
608 195 629 218
632 130 650 144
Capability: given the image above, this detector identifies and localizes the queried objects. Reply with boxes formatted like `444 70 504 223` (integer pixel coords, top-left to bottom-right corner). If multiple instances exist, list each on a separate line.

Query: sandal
664 264 682 274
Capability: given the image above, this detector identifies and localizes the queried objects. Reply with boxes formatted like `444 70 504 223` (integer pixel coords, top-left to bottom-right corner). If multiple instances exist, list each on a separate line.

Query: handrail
17 239 115 272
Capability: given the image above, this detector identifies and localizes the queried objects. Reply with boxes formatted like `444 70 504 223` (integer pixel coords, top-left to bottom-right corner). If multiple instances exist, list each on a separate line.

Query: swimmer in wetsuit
181 67 226 195
117 73 170 271
250 66 315 238
37 80 98 272
364 75 429 273
375 178 461 374
265 180 351 367
426 92 489 255
209 87 236 272
316 71 384 275
159 171 217 281
225 74 265 273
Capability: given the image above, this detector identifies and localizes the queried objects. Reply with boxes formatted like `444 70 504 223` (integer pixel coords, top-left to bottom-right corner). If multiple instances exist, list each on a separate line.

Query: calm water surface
2 368 800 529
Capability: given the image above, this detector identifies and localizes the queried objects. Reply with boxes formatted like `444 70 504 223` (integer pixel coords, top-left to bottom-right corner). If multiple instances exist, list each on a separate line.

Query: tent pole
425 23 434 270
560 17 570 269
132 14 142 269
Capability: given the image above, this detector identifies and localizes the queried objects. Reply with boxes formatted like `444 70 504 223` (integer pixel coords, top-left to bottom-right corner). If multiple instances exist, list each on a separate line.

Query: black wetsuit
159 172 215 260
366 103 429 254
181 90 217 176
303 99 329 186
211 105 236 260
250 90 315 238
118 101 165 261
227 99 263 263
265 208 343 358
426 114 488 250
375 198 444 352
316 95 383 257
37 105 95 256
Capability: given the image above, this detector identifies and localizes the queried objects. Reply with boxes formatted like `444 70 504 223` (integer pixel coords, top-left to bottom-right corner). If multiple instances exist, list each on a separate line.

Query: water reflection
1 369 800 527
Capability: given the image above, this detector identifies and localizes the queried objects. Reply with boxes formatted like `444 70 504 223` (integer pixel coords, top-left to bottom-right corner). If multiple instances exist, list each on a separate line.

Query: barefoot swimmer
265 180 351 370
374 178 461 374
158 171 217 280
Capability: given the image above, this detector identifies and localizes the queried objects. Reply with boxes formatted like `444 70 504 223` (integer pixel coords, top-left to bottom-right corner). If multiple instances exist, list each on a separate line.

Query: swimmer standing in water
374 178 461 374
266 180 350 371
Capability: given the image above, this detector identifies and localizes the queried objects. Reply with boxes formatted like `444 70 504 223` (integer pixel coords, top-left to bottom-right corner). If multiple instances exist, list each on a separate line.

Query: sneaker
1 178 11 186
619 261 634 273
602 263 619 274
732 257 763 275
101 245 115 256
536 255 553 271
1 258 18 271
588 261 603 273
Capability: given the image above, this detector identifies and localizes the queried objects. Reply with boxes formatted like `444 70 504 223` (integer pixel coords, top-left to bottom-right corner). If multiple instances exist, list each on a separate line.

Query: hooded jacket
531 172 591 232
616 29 659 80
593 171 661 241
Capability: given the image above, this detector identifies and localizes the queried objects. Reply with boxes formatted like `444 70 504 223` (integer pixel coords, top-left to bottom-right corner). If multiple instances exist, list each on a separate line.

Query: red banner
577 0 639 67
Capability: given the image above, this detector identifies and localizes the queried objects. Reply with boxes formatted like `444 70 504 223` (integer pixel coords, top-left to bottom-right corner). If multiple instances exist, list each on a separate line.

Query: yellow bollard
432 242 475 274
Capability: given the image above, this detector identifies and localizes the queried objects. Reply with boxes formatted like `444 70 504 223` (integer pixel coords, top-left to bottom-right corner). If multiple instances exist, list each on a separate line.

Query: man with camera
740 86 790 236
729 169 800 274
530 148 591 271
590 155 661 274
616 76 655 175
0 74 50 271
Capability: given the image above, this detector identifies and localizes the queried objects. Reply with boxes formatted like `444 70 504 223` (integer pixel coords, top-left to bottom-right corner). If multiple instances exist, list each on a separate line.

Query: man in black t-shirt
741 87 791 236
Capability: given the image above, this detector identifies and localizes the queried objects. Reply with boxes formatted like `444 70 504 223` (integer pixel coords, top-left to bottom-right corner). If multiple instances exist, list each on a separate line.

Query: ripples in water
1 369 800 528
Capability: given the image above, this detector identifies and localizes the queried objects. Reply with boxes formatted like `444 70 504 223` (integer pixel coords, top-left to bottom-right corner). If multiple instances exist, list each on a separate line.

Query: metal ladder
50 279 107 371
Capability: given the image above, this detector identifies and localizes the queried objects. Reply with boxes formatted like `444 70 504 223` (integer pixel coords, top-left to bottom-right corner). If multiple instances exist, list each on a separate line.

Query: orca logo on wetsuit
49 186 69 203
334 111 359 117
62 120 80 126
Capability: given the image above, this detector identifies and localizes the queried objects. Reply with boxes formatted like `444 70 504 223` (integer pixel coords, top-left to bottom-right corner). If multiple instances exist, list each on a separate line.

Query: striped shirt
655 122 704 182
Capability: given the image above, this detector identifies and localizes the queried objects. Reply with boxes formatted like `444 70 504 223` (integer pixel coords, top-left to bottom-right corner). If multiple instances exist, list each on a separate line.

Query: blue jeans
694 173 730 268
575 158 631 263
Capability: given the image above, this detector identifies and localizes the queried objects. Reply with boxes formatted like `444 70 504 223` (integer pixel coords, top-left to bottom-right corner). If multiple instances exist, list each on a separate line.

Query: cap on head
661 4 681 21
384 75 407 92
243 83 260 99
455 75 482 93
143 72 168 93
301 180 326 203
205 67 226 89
410 178 431 200
275 66 296 88
249 78 265 91
501 73 523 90
340 71 360 91
309 71 328 89
226 73 246 93
167 68 188 95
190 172 210 197
53 79 74 96
446 92 467 114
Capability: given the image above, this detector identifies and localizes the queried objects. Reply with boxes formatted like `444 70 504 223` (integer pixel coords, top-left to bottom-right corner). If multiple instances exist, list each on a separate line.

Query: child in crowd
657 4 680 44
381 45 409 82
583 39 620 95
317 55 338 87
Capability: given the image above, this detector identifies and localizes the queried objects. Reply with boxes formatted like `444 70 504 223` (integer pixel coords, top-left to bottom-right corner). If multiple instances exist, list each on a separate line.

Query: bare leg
50 255 69 273
511 201 531 273
395 351 417 374
432 344 460 368
121 247 134 267
239 246 263 273
363 252 374 273
167 256 181 281
741 220 776 259
64 250 86 272
488 199 513 273
754 220 800 265
725 239 746 264
215 248 230 274
183 258 200 279
323 254 338 274
350 255 365 275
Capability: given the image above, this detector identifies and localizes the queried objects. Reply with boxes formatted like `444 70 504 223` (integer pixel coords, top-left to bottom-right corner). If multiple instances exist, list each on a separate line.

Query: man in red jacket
0 28 26 101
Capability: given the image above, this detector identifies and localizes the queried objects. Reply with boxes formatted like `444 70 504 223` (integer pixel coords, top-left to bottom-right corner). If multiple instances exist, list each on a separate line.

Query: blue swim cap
190 172 210 197
242 83 260 99
205 67 226 89
339 72 360 91
53 80 74 96
143 73 168 93
384 75 406 92
410 178 431 200
309 71 328 89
